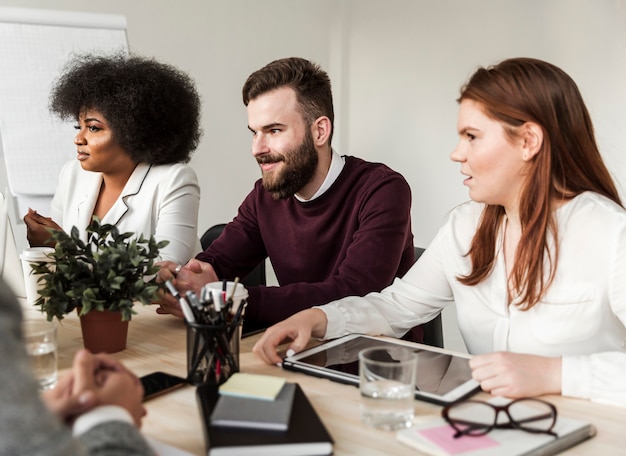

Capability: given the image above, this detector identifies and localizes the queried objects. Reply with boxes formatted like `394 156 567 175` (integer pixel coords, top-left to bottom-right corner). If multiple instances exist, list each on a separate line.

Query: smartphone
141 371 187 401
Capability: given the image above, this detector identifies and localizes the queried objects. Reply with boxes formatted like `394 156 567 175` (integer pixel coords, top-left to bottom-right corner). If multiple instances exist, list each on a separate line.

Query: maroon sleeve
195 185 267 278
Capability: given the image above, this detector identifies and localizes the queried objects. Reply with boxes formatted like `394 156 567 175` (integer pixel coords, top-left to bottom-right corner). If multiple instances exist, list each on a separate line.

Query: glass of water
23 319 58 390
359 345 417 430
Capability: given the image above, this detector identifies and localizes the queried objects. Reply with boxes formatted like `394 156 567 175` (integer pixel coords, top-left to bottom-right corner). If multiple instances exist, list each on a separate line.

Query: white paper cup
23 319 58 390
20 247 55 306
204 281 248 316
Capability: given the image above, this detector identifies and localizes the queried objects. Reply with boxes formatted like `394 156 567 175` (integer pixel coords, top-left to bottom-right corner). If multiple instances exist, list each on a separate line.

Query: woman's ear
312 116 332 146
521 122 543 161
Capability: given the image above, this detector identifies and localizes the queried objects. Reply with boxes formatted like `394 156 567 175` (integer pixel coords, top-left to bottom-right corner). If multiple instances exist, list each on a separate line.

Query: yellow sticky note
218 373 286 401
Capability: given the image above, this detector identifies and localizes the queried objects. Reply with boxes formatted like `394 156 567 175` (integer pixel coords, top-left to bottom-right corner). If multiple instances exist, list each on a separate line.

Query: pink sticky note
419 424 500 454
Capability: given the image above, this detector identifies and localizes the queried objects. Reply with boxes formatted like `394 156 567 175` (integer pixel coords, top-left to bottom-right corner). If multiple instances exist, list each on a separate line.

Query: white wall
2 0 625 351
339 0 626 247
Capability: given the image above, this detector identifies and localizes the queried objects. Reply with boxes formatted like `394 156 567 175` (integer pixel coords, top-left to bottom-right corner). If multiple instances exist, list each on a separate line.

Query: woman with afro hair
23 52 202 264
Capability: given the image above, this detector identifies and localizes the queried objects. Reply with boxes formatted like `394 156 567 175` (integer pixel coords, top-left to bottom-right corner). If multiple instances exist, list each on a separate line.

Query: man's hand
90 362 146 427
41 349 147 427
154 259 219 318
41 350 97 423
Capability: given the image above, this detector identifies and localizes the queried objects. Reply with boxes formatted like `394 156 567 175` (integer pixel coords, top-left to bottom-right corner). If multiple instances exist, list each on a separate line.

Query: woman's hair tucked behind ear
49 52 202 164
457 57 621 309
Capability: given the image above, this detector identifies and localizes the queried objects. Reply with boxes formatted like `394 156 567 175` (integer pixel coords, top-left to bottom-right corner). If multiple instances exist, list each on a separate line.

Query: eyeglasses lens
447 401 495 436
508 399 556 432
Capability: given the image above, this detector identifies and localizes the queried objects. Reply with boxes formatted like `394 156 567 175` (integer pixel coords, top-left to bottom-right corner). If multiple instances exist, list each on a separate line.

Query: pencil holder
186 319 242 386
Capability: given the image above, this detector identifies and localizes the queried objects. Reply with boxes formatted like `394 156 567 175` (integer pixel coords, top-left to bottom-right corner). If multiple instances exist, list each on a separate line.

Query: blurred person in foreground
0 278 153 455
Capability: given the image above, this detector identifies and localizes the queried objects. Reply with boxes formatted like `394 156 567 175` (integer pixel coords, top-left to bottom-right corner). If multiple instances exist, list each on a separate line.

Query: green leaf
33 216 166 322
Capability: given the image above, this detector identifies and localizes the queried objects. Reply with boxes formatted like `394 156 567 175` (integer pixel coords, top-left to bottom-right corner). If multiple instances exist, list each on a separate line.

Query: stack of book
196 373 334 456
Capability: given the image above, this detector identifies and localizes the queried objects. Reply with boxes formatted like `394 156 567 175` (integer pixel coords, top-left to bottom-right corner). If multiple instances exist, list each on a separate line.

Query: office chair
414 247 444 348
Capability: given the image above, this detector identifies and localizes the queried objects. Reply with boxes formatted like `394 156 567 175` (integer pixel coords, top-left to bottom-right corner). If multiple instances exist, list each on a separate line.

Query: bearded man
156 57 415 334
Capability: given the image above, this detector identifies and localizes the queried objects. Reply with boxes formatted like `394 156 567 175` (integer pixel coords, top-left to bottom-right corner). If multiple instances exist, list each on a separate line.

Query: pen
228 300 247 340
165 280 196 323
225 277 240 314
200 284 211 304
186 290 202 313
188 333 214 379
210 289 227 324
203 292 218 324
226 277 239 301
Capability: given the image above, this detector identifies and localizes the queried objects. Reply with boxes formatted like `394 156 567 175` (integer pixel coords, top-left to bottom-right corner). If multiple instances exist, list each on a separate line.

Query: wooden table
22 303 625 455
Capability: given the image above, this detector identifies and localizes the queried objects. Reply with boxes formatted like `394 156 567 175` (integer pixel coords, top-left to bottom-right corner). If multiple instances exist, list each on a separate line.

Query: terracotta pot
78 309 129 354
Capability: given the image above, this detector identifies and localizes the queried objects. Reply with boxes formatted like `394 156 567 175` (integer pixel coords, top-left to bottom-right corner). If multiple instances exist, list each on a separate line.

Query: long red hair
457 58 622 309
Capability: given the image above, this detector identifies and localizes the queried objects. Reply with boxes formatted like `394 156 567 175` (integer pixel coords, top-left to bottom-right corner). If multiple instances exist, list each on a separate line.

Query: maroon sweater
197 156 414 325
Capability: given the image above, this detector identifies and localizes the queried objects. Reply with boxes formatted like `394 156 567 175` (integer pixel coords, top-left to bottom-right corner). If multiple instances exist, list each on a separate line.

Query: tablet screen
283 335 480 404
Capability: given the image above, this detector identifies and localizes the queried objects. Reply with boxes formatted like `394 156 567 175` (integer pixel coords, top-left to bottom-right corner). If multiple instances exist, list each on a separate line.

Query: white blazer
50 160 201 264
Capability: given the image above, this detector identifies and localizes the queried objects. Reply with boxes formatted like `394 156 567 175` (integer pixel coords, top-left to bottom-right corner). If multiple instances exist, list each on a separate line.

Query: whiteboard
0 6 129 217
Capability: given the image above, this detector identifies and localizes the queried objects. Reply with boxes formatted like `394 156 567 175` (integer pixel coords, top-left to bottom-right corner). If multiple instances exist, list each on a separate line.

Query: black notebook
197 382 334 456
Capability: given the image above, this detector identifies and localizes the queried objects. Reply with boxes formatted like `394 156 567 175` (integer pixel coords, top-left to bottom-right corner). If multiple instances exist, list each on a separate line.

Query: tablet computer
282 334 480 405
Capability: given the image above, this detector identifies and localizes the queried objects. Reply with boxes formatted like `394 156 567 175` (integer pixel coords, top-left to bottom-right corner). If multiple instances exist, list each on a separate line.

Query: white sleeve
322 234 454 340
72 405 135 436
153 164 201 264
561 214 626 407
49 160 73 224
562 353 626 406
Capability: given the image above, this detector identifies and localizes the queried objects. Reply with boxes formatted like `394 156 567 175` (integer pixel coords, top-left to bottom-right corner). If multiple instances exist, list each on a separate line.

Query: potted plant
31 217 167 353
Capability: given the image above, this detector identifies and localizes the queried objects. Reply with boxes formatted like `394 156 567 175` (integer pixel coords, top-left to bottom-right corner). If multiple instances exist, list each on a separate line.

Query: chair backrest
200 224 266 288
200 224 228 251
414 246 444 348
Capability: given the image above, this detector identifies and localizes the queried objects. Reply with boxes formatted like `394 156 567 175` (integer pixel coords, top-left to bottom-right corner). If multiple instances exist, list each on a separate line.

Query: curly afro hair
49 52 202 164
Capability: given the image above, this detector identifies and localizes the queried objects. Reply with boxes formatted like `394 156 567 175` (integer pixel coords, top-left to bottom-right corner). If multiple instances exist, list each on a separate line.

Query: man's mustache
257 155 284 165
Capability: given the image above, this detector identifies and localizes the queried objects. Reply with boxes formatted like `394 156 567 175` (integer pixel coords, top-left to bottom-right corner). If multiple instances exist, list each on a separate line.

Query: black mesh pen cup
186 319 242 386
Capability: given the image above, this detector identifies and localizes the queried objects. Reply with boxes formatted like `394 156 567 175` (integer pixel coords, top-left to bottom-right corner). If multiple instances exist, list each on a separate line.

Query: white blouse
322 192 626 406
50 160 201 264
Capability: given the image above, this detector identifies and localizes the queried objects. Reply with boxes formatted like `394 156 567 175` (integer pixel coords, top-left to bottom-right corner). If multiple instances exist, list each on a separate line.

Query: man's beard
258 130 318 200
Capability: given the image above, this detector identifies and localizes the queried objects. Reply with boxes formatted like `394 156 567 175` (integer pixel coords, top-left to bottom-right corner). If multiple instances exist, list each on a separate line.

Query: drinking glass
359 346 417 430
23 319 58 390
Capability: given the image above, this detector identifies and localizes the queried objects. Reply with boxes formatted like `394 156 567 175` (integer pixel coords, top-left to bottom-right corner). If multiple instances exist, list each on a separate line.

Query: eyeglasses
442 398 558 439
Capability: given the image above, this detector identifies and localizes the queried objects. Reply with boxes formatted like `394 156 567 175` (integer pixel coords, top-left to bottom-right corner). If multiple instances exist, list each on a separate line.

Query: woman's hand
469 351 562 398
253 308 328 365
23 208 62 247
